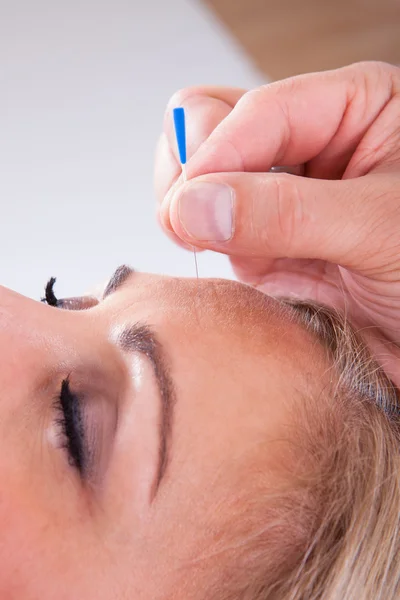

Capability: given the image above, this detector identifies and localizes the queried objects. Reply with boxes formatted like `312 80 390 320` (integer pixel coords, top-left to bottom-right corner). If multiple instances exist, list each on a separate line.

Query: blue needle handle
173 107 187 165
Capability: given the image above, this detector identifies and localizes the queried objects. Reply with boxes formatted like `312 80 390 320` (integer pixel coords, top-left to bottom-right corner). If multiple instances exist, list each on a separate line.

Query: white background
0 0 262 299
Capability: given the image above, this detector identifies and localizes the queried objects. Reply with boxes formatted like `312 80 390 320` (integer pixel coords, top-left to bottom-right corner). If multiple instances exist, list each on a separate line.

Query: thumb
162 172 392 271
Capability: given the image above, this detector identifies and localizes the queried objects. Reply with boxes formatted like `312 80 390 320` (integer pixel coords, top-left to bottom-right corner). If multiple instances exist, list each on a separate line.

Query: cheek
0 465 101 599
0 491 105 600
0 484 53 598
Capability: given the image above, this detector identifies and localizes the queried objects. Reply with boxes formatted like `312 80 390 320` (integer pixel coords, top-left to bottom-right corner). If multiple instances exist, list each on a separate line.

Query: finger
155 86 246 207
153 140 206 252
165 170 400 273
184 62 399 181
155 87 246 249
154 132 181 210
155 207 195 252
230 256 345 308
164 86 247 163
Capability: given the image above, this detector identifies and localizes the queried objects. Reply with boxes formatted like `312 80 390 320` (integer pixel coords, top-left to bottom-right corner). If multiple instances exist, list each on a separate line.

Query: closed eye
54 377 86 475
41 277 98 310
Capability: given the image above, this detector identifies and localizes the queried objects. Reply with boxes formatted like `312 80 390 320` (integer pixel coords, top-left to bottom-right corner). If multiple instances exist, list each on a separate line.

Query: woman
2 60 400 599
0 264 399 599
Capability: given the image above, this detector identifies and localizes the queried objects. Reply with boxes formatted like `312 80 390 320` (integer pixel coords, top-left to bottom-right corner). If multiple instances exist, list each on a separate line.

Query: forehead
107 274 287 328
105 273 322 377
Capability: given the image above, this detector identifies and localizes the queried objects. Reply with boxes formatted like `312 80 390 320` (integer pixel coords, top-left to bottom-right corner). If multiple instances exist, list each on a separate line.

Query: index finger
155 86 246 208
185 62 399 181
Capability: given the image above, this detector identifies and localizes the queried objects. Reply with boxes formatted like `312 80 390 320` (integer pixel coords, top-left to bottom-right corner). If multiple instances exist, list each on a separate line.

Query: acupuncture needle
173 107 199 280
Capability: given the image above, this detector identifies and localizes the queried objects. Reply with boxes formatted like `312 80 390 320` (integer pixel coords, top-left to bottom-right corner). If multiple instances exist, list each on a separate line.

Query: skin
0 269 327 600
155 61 400 386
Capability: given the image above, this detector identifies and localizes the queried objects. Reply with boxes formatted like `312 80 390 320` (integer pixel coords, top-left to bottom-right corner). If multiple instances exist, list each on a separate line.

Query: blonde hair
224 300 400 600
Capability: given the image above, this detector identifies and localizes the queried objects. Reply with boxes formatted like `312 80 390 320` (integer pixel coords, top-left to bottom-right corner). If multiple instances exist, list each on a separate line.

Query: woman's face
0 268 323 599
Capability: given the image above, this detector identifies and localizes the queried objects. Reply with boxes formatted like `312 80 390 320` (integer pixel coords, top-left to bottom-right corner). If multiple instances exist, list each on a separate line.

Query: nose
0 285 42 327
0 286 56 386
0 285 98 384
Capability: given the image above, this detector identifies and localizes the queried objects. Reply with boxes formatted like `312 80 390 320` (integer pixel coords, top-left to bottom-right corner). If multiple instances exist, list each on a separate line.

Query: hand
155 62 400 378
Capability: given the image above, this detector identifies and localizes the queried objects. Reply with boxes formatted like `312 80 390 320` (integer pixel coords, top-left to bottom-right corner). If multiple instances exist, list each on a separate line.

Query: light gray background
0 0 262 299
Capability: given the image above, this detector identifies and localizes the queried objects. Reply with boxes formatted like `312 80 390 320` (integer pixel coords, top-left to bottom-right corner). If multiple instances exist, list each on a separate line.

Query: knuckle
366 182 400 261
266 174 305 256
352 60 398 101
342 178 400 272
235 85 274 112
346 60 398 82
233 88 259 114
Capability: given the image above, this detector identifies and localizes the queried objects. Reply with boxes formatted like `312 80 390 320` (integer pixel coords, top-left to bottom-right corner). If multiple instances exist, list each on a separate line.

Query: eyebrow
117 323 176 500
104 267 176 498
103 265 134 299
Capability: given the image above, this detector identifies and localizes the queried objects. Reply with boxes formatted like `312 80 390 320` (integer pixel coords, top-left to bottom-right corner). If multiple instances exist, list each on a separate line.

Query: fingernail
178 182 234 242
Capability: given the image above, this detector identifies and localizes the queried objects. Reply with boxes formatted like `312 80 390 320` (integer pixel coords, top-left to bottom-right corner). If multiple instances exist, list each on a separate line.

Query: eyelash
44 277 89 476
42 277 59 307
54 378 86 475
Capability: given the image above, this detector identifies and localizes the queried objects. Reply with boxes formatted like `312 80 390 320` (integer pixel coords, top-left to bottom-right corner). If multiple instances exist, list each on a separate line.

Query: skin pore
0 267 330 600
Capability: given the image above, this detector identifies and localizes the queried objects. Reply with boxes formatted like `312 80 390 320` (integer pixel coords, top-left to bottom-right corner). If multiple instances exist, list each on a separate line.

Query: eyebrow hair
103 265 134 299
117 323 176 500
